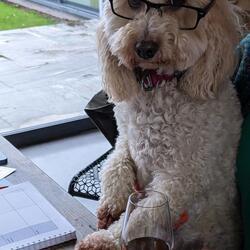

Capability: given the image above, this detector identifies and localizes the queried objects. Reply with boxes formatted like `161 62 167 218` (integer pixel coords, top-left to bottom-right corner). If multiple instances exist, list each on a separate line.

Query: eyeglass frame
108 0 216 30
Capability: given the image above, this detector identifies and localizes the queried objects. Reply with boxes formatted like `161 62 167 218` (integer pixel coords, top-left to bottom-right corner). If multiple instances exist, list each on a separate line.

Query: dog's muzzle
134 67 185 91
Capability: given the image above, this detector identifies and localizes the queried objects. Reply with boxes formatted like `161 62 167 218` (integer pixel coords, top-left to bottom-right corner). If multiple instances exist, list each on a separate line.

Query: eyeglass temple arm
204 0 216 13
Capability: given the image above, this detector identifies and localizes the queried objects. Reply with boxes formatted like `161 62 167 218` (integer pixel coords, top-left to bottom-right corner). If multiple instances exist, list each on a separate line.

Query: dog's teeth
158 80 164 87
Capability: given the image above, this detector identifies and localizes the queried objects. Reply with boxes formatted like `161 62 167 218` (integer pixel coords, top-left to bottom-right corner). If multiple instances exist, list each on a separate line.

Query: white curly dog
76 0 246 249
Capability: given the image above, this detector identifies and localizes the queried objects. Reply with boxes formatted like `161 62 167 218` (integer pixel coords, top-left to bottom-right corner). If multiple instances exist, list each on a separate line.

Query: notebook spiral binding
12 230 75 250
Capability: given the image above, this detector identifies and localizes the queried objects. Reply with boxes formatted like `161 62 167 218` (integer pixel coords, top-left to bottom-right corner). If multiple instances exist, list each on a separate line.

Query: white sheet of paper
0 167 16 180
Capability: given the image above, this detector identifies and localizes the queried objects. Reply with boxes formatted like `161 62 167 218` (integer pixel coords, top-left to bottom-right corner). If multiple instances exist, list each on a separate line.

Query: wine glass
121 190 174 250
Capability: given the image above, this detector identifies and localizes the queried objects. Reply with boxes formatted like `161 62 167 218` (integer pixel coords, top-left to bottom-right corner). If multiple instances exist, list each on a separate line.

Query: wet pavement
0 20 101 133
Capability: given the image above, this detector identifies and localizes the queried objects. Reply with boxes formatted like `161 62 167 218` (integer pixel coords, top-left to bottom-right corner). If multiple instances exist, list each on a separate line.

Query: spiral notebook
0 182 76 250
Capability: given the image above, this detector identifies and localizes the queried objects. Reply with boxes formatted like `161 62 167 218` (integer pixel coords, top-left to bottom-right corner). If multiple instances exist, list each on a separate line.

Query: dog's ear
179 2 241 100
179 42 236 100
230 0 250 11
228 0 250 32
97 22 139 103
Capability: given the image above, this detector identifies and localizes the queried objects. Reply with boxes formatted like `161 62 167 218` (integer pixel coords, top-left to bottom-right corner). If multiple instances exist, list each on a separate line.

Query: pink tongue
149 70 174 86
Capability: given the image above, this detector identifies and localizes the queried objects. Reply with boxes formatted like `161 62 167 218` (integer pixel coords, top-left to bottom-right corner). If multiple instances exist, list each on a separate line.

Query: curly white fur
76 0 247 249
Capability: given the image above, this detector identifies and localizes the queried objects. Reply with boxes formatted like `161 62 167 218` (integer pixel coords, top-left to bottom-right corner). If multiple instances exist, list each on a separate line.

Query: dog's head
98 0 243 102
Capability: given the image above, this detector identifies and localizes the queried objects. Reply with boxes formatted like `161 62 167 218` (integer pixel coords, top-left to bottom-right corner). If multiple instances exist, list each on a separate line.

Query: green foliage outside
0 1 56 31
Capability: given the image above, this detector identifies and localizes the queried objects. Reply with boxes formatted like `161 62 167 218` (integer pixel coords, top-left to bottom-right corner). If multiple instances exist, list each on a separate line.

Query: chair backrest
85 90 118 147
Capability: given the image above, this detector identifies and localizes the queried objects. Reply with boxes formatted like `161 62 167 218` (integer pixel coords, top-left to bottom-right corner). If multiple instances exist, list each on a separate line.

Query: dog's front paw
75 231 117 250
97 201 124 229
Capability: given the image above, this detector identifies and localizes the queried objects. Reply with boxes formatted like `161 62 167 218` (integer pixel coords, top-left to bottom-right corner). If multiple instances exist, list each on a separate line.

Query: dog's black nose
135 41 159 59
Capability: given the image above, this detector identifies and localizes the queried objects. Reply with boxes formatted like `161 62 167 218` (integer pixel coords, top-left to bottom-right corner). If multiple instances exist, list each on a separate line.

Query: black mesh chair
68 91 117 200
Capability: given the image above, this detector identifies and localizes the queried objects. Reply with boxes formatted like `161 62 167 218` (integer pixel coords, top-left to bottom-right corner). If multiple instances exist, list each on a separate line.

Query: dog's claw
97 204 121 229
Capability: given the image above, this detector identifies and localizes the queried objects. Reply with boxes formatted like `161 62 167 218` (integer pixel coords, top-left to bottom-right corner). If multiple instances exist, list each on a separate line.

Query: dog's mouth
134 67 176 91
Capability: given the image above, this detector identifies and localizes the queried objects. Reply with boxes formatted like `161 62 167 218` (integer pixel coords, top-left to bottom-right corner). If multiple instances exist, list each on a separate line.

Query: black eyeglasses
109 0 215 30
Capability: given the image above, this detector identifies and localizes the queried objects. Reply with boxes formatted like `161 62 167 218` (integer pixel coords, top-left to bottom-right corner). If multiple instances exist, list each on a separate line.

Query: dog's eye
128 0 142 9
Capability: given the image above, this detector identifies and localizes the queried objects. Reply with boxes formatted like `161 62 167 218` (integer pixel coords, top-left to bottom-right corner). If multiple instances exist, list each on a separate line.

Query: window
0 1 100 147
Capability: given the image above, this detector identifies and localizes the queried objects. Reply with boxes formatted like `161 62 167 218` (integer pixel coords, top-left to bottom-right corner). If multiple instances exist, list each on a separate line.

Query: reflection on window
68 0 99 10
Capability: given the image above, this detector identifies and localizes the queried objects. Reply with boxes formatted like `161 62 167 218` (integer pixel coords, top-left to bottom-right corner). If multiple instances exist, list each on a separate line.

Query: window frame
2 116 97 148
28 0 100 19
